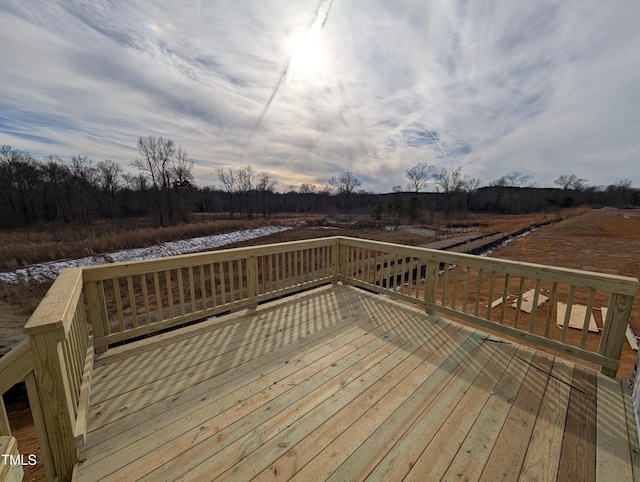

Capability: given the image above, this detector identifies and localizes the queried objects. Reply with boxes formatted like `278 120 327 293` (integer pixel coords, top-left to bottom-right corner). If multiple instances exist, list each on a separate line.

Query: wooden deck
76 284 639 481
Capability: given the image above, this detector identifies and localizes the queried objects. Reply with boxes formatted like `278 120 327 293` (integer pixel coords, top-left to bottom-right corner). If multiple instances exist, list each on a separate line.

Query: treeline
1 142 638 229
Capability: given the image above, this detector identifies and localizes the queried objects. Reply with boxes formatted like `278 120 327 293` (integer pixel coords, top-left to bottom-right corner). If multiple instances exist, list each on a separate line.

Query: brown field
3 207 640 481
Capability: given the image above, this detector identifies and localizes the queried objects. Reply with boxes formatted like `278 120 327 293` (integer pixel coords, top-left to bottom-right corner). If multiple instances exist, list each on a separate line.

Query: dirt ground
3 207 640 480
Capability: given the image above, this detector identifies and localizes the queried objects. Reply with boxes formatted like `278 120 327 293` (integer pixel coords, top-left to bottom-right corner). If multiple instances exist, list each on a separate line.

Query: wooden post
28 330 77 482
331 241 341 282
599 293 635 377
0 397 9 437
24 371 56 481
424 260 439 314
247 256 259 309
84 280 109 354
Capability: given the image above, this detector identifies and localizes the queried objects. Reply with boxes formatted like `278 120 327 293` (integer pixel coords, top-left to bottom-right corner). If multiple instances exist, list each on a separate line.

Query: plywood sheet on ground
556 302 599 333
511 289 548 313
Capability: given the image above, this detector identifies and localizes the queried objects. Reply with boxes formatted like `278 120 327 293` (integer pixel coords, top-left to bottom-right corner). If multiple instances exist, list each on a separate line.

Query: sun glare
290 27 326 78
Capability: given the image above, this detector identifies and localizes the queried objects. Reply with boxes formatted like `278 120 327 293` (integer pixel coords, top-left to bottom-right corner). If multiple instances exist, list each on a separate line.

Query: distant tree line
0 142 637 229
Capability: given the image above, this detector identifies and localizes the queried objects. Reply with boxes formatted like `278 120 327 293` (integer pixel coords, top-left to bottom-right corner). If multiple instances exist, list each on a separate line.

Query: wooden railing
0 338 55 481
337 237 638 377
22 268 93 482
2 235 637 480
81 238 335 352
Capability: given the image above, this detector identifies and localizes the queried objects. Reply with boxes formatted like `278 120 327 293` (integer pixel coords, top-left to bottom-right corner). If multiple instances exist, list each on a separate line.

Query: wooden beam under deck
76 285 639 481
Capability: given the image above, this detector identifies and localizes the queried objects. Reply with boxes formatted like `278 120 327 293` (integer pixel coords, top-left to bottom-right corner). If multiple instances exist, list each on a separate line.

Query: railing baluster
177 269 186 315
473 268 484 317
238 259 245 299
527 279 543 333
141 274 151 325
209 263 217 307
218 262 226 305
485 272 496 320
462 268 471 313
166 270 174 318
580 288 597 348
153 272 164 322
499 274 510 324
199 265 207 310
113 278 125 332
560 285 576 343
228 261 235 302
514 276 526 329
544 282 558 337
127 276 138 328
442 262 449 306
188 266 196 312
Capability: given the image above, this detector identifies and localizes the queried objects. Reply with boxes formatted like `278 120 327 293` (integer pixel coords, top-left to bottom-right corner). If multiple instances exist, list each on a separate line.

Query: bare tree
554 174 587 192
237 165 255 217
97 160 123 218
216 166 237 219
170 147 195 222
256 171 278 218
335 171 362 196
69 155 98 223
462 176 482 210
406 162 436 193
491 171 533 188
298 183 316 194
134 136 193 226
435 167 464 214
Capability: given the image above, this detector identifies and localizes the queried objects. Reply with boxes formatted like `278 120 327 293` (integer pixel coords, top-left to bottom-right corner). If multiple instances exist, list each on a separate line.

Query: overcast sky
1 0 639 192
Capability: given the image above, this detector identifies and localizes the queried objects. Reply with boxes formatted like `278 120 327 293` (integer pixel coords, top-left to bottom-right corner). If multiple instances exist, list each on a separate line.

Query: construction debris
511 289 549 313
556 302 599 333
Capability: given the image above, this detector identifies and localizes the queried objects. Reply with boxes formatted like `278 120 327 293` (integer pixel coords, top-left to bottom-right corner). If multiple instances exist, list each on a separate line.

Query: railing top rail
336 236 639 296
24 268 84 339
81 236 338 282
0 338 33 395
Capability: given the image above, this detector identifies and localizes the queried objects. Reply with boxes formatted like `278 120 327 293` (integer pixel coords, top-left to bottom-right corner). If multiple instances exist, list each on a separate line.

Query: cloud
1 0 639 192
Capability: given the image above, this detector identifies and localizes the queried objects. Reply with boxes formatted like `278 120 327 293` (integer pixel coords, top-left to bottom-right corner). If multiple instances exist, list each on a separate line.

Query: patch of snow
479 228 537 257
0 226 292 284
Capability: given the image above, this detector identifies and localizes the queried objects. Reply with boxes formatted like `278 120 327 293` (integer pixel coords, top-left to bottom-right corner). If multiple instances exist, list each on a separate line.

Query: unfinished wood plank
556 302 599 333
441 347 535 481
621 382 640 482
83 311 427 480
557 365 597 482
519 357 573 482
596 373 634 481
402 342 518 481
252 323 465 482
479 352 554 482
357 331 500 482
511 287 549 315
0 436 23 482
198 319 460 482
87 292 377 442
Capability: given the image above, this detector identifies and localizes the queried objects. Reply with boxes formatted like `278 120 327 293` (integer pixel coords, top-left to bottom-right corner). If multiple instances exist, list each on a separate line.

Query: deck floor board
77 285 639 481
